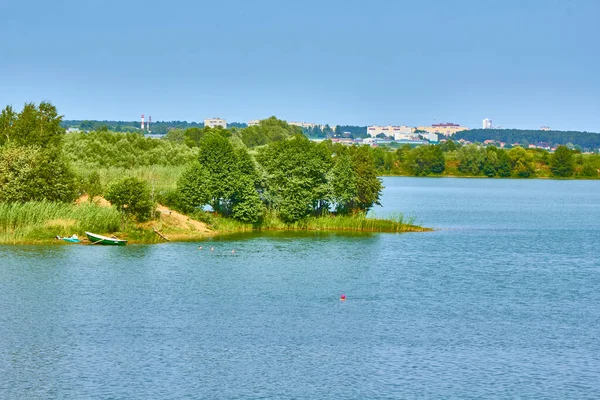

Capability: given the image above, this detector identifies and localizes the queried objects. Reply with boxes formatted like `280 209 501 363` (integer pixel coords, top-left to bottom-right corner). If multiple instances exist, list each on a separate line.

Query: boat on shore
55 234 81 243
85 231 127 246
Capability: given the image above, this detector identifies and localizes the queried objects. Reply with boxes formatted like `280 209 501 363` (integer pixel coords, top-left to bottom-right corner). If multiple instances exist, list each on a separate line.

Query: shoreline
377 173 598 180
0 203 432 245
1 224 432 245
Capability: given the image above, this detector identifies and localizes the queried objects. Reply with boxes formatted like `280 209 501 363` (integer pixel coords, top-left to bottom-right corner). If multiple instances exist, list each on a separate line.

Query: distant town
62 116 600 153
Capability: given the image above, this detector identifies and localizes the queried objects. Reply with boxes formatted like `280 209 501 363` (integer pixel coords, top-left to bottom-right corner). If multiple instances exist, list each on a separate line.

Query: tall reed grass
0 201 121 243
197 210 427 234
262 212 425 232
73 164 186 192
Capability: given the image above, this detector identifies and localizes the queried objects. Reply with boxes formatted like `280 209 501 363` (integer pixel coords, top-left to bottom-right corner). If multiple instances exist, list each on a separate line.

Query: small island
0 102 428 244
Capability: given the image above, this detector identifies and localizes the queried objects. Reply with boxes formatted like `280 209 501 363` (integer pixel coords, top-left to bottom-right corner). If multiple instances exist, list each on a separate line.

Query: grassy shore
202 210 426 233
0 201 121 244
0 202 429 244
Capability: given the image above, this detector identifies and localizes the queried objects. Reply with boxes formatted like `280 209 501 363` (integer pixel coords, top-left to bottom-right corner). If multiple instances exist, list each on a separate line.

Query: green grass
264 212 425 232
0 202 429 244
0 201 121 243
198 210 427 234
74 164 186 193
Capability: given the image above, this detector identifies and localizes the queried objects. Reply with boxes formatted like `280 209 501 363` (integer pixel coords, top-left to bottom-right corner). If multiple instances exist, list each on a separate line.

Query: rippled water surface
1 178 599 398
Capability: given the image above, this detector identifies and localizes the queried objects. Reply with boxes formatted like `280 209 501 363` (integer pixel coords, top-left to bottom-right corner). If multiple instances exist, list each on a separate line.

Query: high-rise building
483 118 492 129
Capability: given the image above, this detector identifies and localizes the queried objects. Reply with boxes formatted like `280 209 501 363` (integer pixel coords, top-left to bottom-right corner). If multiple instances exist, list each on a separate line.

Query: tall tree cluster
0 103 76 202
177 133 383 223
178 131 262 223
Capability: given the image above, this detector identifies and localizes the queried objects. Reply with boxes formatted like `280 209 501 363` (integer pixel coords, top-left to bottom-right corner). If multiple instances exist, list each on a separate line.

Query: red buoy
340 294 346 301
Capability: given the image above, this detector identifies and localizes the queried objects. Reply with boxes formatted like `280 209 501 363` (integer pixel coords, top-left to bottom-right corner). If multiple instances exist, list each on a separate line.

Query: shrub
0 146 77 203
105 177 154 222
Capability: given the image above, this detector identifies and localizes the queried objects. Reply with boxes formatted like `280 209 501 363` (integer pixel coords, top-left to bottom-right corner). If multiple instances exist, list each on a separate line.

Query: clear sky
1 0 599 131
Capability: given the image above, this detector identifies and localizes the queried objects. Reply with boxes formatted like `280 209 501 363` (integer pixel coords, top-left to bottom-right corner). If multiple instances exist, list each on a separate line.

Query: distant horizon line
59 118 600 134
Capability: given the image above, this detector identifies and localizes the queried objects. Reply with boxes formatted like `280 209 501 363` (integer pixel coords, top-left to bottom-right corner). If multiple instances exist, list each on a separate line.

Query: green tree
229 175 263 223
257 134 332 222
328 154 358 214
80 120 95 130
183 127 205 147
177 162 211 212
85 171 104 200
105 177 154 222
481 147 500 177
457 144 485 175
238 117 300 148
0 146 77 203
372 147 387 172
0 106 16 146
508 147 535 178
0 102 76 202
550 146 574 177
10 102 65 148
439 140 457 152
164 129 186 144
349 145 383 213
177 133 262 222
496 150 512 177
196 132 241 214
404 145 445 176
395 144 412 162
580 162 598 178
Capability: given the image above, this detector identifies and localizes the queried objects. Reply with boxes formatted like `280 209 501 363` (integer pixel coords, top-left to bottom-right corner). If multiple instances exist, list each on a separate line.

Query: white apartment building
367 125 415 139
204 118 227 129
248 120 260 127
483 118 492 129
289 121 319 129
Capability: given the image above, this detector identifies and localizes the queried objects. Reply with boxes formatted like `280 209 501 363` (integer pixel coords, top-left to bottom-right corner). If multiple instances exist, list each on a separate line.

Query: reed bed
0 201 121 243
200 211 427 234
268 212 426 232
73 164 186 192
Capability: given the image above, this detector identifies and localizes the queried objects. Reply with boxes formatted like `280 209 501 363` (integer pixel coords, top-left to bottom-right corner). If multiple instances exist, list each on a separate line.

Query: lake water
1 177 599 399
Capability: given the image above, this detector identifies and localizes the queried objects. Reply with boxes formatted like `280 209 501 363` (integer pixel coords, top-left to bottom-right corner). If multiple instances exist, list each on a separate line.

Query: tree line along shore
62 116 598 180
0 102 429 244
2 103 597 243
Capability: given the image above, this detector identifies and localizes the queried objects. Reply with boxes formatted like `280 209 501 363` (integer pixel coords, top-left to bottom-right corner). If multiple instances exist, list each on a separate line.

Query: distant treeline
62 120 369 139
63 131 196 168
453 129 600 150
370 142 599 179
61 120 249 135
303 125 368 139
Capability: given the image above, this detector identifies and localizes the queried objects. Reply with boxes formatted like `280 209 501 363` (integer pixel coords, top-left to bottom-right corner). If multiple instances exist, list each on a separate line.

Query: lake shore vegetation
0 102 427 244
372 142 599 179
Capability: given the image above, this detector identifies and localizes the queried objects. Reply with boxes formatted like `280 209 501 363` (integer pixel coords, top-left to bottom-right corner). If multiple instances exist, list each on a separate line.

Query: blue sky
1 0 599 131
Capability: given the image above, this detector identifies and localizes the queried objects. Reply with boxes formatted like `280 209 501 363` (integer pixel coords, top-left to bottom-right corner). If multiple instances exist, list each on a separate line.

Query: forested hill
452 129 600 149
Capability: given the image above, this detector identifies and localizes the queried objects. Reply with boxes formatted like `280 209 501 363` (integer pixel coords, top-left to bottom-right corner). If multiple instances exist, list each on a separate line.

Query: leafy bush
105 177 154 222
550 146 574 177
0 146 77 203
63 131 196 168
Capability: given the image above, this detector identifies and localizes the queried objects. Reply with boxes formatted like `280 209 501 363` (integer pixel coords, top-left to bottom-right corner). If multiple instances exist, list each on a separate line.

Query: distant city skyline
1 0 599 132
